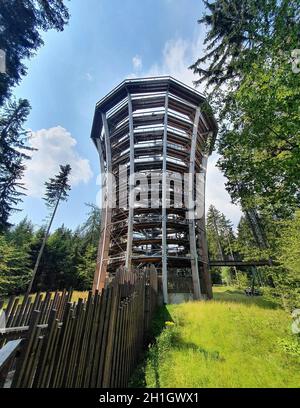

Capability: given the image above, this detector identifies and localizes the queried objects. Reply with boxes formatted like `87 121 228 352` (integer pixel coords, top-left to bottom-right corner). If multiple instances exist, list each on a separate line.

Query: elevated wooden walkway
209 259 273 267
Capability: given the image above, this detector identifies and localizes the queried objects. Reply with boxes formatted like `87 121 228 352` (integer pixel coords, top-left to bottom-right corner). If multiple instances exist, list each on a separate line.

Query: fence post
102 277 120 387
11 310 40 388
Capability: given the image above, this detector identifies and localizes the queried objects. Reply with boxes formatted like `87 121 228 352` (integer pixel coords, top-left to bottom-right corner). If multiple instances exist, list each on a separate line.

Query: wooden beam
188 107 201 300
162 90 169 304
125 92 135 274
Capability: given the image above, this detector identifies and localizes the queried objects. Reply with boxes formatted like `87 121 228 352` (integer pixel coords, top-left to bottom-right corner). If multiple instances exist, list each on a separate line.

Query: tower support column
162 90 169 304
188 107 201 299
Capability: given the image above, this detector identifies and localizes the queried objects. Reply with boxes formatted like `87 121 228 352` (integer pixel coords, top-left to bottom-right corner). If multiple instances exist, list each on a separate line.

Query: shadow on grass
213 287 280 310
129 305 172 388
175 338 225 362
129 305 225 388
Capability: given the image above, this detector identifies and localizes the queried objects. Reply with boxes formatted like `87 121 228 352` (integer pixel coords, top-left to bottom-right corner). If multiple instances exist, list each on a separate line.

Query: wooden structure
0 267 158 388
209 259 272 267
91 76 218 303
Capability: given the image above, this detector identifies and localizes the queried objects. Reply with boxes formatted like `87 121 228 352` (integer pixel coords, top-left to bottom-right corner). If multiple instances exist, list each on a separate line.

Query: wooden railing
0 266 158 388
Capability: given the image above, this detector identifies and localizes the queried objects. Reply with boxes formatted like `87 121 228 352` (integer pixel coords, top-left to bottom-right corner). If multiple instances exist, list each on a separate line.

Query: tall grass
131 287 300 388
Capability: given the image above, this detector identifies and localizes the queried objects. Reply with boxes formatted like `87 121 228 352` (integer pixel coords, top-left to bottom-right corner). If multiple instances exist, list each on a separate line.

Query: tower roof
90 76 218 153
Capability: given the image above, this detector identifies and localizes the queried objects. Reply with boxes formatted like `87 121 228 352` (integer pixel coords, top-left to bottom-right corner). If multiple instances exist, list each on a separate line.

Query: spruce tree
0 98 32 232
206 205 238 283
190 0 299 87
27 164 71 294
0 234 31 296
79 203 101 247
206 205 236 260
191 1 300 216
0 0 69 104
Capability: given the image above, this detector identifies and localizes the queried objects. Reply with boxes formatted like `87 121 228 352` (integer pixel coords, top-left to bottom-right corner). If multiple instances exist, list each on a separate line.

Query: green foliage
27 164 72 293
34 226 78 291
0 234 31 296
0 202 101 295
6 217 34 248
235 271 249 289
0 0 69 104
269 211 300 310
0 99 32 232
277 337 300 358
76 243 97 290
44 164 71 208
220 266 232 285
191 0 299 87
217 55 300 215
206 205 236 261
77 203 101 248
234 211 300 310
192 1 300 216
277 210 300 277
206 205 238 284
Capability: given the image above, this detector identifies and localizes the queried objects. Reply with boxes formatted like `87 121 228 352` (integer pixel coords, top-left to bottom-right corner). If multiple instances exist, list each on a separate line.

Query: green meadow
130 287 300 388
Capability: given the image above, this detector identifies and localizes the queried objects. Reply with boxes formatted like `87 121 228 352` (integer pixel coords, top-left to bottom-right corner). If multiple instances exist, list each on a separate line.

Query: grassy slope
132 287 300 388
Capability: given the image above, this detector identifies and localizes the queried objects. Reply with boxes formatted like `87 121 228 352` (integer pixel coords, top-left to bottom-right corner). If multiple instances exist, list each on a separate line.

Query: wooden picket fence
0 266 159 388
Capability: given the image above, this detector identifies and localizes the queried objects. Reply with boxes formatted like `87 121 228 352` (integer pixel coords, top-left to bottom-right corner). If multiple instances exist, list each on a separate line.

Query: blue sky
12 0 242 231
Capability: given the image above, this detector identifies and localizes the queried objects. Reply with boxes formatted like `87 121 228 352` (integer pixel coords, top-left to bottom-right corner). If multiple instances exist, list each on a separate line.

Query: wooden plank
11 310 40 388
90 290 107 388
15 294 29 327
32 309 57 387
42 319 61 387
96 286 113 387
83 293 101 387
21 326 43 387
65 299 84 387
75 291 93 387
40 292 51 324
116 302 125 388
6 298 19 327
10 304 21 328
121 297 130 387
20 296 32 326
51 302 73 387
3 295 16 322
110 302 122 387
102 280 120 387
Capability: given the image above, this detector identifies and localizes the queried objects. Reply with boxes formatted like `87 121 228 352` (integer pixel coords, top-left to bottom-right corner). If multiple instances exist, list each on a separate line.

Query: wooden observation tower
91 77 217 303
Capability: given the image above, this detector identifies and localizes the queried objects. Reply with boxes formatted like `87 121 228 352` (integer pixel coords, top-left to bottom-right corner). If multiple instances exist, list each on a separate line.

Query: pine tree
0 234 31 296
0 0 69 104
0 99 32 232
76 243 97 290
35 225 77 291
206 205 235 260
190 0 299 87
206 205 237 284
6 217 34 248
27 164 71 294
79 203 101 247
191 1 300 216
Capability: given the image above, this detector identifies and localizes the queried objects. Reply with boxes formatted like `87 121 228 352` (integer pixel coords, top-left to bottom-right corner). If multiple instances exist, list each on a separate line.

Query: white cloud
144 34 206 91
23 126 93 197
85 72 93 81
139 33 243 226
132 55 142 71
